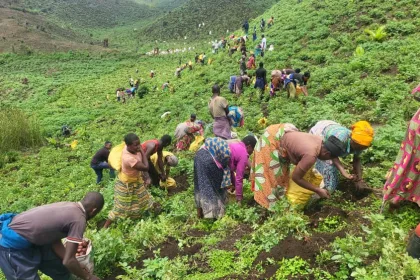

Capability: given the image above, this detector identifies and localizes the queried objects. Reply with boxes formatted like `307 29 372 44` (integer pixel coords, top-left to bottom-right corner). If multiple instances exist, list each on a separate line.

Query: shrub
0 108 43 152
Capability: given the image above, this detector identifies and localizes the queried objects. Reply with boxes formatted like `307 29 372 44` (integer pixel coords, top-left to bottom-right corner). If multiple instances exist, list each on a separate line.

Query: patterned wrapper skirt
194 149 227 218
108 178 153 221
383 108 420 206
251 124 297 209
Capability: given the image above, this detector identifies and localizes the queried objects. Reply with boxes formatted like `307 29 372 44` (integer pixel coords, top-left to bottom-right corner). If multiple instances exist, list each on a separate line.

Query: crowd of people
1 15 420 280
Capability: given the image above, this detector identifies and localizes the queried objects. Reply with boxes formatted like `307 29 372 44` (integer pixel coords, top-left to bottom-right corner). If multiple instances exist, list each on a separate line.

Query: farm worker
270 70 284 97
239 56 247 76
252 26 257 41
162 81 170 91
254 44 262 56
208 84 232 139
234 74 250 97
198 53 203 64
228 106 245 128
194 136 257 218
261 34 267 51
174 114 204 151
284 71 310 98
267 16 274 28
91 141 115 184
247 54 256 70
250 124 345 209
150 70 155 78
0 192 104 280
104 134 153 228
260 18 265 31
255 62 267 100
141 135 172 186
188 60 193 70
309 120 374 193
242 20 249 35
383 84 420 210
228 75 237 93
150 152 178 187
175 67 181 78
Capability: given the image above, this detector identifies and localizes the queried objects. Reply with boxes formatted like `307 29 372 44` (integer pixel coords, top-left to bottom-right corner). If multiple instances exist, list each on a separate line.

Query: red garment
416 224 420 237
247 56 255 69
141 139 159 154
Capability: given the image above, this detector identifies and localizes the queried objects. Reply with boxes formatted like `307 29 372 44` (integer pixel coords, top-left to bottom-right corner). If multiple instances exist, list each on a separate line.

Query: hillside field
1 0 420 279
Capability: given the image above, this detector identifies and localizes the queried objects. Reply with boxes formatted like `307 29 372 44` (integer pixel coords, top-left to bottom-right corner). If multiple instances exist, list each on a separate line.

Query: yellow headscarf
351 121 374 147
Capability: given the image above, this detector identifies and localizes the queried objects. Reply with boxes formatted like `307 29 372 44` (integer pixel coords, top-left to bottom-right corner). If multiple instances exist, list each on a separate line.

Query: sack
189 135 204 152
63 238 94 277
286 168 323 206
160 177 177 188
108 142 126 171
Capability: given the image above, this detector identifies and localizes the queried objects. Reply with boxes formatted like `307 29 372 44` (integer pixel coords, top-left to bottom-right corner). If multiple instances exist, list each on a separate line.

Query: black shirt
256 67 267 84
91 147 110 165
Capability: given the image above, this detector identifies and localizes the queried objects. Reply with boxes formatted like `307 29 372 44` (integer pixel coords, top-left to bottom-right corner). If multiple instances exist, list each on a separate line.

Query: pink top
228 142 249 200
121 146 142 177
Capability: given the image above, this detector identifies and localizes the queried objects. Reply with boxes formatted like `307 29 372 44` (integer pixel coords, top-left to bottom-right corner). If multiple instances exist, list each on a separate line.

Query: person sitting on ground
251 124 344 209
104 134 153 228
141 135 172 185
0 192 104 280
235 74 250 97
255 62 267 100
91 141 115 184
309 120 374 193
247 54 256 70
175 114 204 151
150 152 178 187
194 136 257 218
284 71 310 98
208 84 231 139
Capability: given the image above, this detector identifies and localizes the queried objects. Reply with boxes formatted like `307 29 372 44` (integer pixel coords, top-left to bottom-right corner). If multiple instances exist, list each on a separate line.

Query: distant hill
1 0 187 28
141 0 279 40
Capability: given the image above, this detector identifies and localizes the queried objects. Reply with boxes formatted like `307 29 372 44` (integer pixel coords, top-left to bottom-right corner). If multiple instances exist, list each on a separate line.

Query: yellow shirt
150 151 174 174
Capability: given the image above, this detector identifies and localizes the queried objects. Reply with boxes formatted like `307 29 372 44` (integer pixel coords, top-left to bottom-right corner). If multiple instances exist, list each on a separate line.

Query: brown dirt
381 64 398 76
0 7 106 53
250 231 345 280
336 180 373 202
167 173 190 196
216 224 253 251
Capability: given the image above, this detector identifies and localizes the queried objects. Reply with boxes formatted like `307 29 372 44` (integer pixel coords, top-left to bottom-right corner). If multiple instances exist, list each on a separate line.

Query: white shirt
261 38 267 50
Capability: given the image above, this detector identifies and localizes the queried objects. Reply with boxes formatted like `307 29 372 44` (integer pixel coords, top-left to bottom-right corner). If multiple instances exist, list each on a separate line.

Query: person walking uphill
91 141 115 184
0 192 104 280
251 124 345 209
208 84 232 139
242 20 249 35
310 120 374 193
104 134 153 228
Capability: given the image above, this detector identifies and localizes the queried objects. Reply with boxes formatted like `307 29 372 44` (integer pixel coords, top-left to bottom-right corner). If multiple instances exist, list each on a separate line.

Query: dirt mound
216 224 253 251
167 173 190 196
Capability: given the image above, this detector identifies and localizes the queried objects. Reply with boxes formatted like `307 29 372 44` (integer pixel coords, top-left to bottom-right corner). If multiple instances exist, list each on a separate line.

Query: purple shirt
228 142 249 200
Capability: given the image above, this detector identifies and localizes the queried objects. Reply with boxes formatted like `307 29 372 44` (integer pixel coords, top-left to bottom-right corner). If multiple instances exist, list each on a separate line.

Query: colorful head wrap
203 137 231 188
324 136 347 158
351 121 374 147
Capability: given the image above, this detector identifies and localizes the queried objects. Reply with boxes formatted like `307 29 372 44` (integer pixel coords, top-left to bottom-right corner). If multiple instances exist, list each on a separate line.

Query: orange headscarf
351 121 374 147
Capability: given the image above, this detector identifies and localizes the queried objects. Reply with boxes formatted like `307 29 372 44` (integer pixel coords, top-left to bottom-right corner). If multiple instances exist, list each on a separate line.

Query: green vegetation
0 0 420 279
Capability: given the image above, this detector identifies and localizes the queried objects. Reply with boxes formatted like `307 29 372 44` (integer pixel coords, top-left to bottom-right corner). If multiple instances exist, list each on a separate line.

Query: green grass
0 0 420 279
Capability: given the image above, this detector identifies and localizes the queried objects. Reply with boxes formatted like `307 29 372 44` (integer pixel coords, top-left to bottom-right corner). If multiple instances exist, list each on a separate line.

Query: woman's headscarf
203 137 232 188
324 136 347 158
351 121 374 147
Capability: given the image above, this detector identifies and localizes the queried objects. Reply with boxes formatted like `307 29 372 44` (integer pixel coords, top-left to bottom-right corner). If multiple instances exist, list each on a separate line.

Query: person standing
104 134 153 228
261 34 267 52
383 84 420 210
91 141 116 184
208 84 231 139
243 20 249 35
252 26 257 42
0 192 104 280
255 62 267 100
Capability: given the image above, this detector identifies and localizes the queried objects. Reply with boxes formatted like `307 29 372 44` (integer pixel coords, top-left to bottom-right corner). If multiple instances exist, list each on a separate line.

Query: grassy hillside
141 0 279 40
1 0 420 279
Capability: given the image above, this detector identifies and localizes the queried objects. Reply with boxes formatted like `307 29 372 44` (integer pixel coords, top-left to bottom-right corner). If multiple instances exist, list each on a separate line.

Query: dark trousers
91 162 115 184
0 245 70 280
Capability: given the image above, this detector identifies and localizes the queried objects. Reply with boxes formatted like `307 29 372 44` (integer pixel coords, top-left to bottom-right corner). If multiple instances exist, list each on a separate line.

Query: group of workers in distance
1 11 420 279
